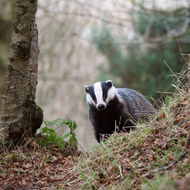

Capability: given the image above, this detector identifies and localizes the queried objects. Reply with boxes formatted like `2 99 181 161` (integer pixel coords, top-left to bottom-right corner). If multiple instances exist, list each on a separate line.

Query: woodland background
0 0 189 149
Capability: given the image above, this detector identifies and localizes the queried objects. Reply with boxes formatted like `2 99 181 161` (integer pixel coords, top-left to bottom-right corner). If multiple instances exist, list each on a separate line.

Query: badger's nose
97 104 105 111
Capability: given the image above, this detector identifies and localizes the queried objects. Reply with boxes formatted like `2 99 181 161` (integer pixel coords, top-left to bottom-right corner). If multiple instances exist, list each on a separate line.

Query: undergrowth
63 62 190 190
1 60 190 189
37 118 78 151
0 118 79 189
141 174 175 190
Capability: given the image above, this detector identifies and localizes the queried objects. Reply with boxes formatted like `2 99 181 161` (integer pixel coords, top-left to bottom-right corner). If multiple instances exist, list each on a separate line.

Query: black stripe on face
101 82 110 102
89 85 97 103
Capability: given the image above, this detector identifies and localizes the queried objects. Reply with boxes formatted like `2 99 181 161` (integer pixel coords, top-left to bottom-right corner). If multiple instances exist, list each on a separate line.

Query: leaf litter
1 86 190 190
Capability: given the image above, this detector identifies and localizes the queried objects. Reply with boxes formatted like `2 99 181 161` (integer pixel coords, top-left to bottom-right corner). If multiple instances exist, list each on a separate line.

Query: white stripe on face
106 87 116 103
94 82 105 107
86 93 96 106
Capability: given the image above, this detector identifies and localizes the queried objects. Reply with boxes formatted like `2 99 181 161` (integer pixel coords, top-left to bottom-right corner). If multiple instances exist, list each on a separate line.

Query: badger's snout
97 103 106 111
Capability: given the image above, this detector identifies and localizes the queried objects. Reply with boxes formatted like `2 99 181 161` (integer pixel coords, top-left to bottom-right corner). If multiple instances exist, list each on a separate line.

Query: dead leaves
71 94 190 190
1 94 190 189
0 146 77 190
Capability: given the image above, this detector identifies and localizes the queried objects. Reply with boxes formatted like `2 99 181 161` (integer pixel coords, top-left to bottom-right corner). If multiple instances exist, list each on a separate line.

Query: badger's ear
106 80 113 87
84 86 90 93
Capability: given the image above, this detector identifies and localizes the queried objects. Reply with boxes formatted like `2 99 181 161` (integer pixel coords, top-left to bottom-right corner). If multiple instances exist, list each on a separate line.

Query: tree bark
0 0 43 144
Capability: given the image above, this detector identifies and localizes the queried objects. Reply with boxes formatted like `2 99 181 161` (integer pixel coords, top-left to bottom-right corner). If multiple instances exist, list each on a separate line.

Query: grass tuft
63 62 190 189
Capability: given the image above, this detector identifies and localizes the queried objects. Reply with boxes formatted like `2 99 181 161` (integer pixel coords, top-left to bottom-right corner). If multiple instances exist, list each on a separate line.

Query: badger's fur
85 80 156 142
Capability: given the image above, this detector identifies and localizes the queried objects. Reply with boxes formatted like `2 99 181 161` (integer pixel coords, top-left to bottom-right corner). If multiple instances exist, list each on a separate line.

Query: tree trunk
0 0 43 144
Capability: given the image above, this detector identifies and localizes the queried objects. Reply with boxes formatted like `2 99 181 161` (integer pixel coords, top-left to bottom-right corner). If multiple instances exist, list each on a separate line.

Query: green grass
67 87 190 189
141 174 174 190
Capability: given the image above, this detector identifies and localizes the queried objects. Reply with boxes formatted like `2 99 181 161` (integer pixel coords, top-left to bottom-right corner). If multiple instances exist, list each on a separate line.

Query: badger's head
84 80 117 111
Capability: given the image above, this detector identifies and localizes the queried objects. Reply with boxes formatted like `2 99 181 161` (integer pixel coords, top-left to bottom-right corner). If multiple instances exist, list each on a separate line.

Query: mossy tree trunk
0 0 43 144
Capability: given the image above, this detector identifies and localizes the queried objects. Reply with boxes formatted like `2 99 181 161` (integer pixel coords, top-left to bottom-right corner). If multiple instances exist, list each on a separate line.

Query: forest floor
0 138 79 190
1 84 190 189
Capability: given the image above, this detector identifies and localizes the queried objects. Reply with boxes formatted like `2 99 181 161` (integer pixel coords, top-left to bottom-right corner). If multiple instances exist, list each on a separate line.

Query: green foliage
91 8 189 100
135 9 189 38
141 175 174 190
38 118 77 150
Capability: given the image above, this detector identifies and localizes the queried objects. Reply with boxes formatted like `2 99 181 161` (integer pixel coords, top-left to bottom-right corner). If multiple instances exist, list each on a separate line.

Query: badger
84 80 156 142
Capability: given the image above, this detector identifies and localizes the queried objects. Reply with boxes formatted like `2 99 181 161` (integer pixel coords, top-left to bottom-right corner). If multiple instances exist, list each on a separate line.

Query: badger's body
85 80 155 142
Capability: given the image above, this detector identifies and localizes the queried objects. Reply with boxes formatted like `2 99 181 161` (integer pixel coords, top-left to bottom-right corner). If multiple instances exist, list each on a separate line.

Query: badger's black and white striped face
84 80 116 111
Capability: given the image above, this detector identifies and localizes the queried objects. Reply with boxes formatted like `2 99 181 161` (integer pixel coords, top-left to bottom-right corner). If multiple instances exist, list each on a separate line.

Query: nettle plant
38 118 77 150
